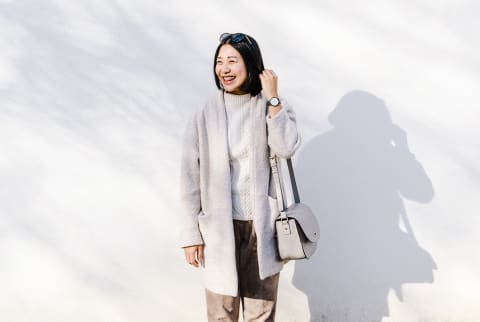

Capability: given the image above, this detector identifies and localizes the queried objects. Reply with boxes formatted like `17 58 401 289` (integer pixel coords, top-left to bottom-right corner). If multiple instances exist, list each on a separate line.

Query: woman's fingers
260 69 278 99
197 245 204 261
183 245 203 268
197 245 204 267
261 69 277 79
189 251 199 267
187 250 198 267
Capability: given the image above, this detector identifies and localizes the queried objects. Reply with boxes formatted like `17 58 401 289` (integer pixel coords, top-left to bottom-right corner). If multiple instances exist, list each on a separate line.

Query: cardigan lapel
212 91 233 215
250 94 269 201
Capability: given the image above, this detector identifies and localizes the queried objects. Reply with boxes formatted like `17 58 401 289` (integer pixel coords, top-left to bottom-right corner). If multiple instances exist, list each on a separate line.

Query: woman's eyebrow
217 55 238 60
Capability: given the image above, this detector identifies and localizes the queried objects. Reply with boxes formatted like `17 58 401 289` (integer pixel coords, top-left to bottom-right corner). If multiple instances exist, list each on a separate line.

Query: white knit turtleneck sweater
224 92 253 221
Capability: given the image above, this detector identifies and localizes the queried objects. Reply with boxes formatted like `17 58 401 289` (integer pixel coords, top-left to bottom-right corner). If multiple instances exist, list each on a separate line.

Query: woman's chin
224 87 244 94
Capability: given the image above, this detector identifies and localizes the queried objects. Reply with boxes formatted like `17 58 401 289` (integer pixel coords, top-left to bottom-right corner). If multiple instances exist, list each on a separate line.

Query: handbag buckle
280 216 291 235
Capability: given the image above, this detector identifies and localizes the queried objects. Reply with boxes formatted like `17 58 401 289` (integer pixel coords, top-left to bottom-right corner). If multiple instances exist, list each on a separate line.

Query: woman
179 32 300 322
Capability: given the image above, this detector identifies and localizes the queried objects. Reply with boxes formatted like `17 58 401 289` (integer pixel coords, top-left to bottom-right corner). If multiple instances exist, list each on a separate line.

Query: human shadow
291 90 436 322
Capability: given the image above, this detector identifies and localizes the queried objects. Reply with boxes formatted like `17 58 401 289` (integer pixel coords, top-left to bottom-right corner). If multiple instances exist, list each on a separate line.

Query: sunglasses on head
219 33 253 45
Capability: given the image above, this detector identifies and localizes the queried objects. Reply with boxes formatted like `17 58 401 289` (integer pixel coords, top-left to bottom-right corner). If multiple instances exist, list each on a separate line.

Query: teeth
223 76 235 81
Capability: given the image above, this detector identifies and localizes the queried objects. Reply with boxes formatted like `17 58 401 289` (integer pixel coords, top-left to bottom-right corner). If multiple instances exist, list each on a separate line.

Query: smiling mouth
222 76 235 84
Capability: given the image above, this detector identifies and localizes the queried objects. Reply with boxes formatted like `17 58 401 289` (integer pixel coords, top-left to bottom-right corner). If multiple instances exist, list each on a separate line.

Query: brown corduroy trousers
205 220 280 322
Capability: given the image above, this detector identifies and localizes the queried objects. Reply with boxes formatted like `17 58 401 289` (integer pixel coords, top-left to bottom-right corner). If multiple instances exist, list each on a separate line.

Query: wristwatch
267 97 281 107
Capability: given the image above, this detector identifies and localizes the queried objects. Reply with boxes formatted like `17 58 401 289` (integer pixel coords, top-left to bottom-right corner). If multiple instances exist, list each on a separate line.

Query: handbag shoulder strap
269 149 301 212
286 158 300 204
265 104 300 212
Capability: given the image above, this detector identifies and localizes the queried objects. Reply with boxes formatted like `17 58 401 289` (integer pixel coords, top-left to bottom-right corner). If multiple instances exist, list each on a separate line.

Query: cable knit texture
179 90 301 296
224 92 253 221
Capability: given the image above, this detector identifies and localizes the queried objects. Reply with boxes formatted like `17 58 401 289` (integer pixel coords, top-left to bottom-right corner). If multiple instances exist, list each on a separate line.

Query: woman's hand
183 244 204 268
259 69 279 100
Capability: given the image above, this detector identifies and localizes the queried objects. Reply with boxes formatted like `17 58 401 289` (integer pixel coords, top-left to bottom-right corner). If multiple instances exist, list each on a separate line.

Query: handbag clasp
280 216 291 235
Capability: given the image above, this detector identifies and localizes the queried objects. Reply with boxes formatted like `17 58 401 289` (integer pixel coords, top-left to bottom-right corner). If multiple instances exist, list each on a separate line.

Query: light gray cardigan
179 90 300 296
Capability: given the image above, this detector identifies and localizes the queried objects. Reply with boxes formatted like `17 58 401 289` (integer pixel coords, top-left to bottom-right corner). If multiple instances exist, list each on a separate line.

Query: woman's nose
220 64 230 74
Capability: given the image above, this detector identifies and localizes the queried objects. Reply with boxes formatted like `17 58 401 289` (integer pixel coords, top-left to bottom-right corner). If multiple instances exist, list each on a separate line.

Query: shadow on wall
291 90 436 322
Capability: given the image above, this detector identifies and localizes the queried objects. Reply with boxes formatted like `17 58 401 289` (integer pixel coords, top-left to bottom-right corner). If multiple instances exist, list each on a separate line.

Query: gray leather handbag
270 152 320 260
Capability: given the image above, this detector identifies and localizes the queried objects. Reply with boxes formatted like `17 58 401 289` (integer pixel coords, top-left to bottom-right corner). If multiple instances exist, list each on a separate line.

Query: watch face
270 97 280 106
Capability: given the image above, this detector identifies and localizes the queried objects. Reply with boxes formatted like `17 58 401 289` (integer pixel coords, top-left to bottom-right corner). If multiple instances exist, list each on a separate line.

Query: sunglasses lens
219 33 231 42
231 33 246 43
219 33 251 45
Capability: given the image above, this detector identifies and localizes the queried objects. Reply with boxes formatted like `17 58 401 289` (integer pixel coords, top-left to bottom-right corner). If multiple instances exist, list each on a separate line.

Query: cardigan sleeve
178 114 204 248
266 98 301 158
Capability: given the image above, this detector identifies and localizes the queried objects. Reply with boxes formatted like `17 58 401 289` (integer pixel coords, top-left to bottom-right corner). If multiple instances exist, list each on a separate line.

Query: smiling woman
179 32 301 321
215 45 248 94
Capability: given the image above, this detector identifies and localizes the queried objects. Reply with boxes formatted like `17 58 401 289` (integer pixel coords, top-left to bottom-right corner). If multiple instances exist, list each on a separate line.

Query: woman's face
215 44 248 94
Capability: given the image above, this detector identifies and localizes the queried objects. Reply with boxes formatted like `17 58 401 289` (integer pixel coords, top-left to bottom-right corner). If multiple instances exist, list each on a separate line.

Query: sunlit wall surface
1 1 478 321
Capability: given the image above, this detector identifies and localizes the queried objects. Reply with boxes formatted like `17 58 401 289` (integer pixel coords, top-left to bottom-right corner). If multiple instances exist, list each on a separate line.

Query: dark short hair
213 33 265 96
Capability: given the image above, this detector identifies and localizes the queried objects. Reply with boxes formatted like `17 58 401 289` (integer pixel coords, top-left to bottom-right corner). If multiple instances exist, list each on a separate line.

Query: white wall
0 0 478 321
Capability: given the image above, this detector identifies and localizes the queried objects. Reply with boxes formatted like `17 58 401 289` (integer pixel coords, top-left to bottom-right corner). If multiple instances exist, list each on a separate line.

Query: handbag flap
285 203 320 242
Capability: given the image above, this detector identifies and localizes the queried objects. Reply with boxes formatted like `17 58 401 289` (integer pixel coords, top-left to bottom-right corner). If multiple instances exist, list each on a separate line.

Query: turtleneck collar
223 91 252 107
